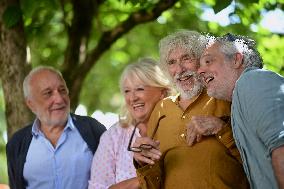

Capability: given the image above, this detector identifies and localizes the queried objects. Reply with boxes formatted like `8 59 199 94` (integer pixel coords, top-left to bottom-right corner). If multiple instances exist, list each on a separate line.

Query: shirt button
182 115 186 119
218 135 222 139
156 176 159 180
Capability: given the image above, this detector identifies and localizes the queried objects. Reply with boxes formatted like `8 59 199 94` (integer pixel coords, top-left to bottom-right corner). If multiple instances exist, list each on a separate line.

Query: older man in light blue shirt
6 66 106 189
23 115 93 189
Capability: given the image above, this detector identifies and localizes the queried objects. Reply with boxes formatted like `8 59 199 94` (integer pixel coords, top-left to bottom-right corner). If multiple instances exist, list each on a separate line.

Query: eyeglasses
127 115 166 152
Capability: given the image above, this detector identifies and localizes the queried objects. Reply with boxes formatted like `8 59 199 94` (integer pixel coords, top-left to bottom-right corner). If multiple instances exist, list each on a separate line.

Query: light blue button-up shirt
232 67 284 189
23 115 93 189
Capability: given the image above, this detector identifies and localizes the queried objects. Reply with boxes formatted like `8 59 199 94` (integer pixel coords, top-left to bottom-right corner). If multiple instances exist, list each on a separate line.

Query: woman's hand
133 136 161 165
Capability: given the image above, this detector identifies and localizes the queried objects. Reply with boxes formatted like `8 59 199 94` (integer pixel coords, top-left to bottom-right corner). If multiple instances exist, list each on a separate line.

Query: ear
26 98 35 113
160 89 168 100
232 53 243 69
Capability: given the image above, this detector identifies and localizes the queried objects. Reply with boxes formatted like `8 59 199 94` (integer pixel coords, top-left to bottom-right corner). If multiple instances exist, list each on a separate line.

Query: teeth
179 75 192 81
205 76 214 84
133 103 144 108
52 106 65 110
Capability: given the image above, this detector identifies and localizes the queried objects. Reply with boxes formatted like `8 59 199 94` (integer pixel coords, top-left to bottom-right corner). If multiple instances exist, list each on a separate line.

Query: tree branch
66 0 178 109
83 0 178 74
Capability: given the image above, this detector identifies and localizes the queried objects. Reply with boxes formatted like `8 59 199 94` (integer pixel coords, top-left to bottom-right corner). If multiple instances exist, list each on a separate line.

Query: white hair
159 30 207 73
216 33 263 68
23 66 67 99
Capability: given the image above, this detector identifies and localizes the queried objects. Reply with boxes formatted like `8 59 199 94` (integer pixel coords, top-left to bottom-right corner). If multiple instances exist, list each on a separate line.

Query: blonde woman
88 58 172 189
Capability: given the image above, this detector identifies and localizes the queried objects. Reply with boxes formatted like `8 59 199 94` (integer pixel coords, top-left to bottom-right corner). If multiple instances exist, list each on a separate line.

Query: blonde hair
119 58 172 125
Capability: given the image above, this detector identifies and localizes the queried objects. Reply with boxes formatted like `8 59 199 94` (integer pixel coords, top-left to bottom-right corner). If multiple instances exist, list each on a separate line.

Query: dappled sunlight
75 104 118 130
92 111 118 130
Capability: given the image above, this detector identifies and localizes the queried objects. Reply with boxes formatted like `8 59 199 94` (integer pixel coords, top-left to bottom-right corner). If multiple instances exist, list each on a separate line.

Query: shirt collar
171 90 203 104
31 114 74 137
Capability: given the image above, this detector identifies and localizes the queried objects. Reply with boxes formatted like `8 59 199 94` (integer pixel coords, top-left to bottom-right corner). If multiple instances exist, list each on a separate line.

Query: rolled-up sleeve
240 71 284 156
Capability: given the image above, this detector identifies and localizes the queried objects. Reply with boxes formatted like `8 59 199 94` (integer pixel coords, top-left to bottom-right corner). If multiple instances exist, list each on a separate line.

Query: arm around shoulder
272 145 284 189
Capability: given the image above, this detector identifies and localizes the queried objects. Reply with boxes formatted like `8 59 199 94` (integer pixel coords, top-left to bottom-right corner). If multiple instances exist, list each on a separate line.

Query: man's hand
133 137 161 165
186 115 226 146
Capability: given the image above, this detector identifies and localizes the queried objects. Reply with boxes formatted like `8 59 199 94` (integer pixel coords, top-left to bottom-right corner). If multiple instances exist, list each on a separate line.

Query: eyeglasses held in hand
127 115 166 152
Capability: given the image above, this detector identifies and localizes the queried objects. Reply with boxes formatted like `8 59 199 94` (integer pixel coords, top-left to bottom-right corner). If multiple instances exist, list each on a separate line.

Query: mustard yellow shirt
136 91 249 189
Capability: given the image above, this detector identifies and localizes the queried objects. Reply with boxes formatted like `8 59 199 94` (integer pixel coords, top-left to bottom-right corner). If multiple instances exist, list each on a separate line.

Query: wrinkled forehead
30 70 66 90
33 69 63 81
167 46 194 59
202 42 221 57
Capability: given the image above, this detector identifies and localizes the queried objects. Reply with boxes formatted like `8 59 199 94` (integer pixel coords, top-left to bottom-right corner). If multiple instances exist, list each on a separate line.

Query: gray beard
207 85 231 102
176 81 203 100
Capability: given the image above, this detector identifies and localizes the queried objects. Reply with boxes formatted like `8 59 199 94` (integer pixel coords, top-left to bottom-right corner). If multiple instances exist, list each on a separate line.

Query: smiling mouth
133 103 144 110
51 106 66 111
204 76 214 84
176 73 195 84
178 75 192 82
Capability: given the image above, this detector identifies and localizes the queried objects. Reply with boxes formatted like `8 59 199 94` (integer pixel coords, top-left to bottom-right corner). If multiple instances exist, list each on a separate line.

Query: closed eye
181 55 191 61
136 87 145 91
167 60 175 65
42 90 52 98
124 89 130 94
59 87 68 95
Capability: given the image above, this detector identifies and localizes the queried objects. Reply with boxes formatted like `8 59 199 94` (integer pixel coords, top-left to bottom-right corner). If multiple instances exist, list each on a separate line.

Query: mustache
174 70 200 81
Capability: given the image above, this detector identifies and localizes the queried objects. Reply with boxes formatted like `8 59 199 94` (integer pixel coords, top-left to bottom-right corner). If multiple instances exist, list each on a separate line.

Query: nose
53 90 65 103
175 61 187 73
129 91 139 102
197 66 205 75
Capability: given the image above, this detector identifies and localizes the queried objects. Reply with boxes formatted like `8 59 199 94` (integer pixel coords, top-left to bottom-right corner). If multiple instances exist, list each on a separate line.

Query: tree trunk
0 0 33 139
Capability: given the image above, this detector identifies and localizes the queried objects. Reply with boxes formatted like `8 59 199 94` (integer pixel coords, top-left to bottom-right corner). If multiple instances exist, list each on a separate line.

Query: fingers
186 115 227 146
134 137 160 149
133 148 161 165
191 115 225 136
196 134 202 142
133 137 161 165
186 123 198 146
134 152 156 165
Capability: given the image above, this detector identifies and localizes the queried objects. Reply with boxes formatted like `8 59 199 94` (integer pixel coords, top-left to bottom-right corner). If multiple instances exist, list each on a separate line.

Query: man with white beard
131 31 249 189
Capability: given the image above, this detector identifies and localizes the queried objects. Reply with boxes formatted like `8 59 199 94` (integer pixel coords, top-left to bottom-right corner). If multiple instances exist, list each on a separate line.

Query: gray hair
23 66 67 99
159 30 207 73
216 33 263 68
119 58 172 125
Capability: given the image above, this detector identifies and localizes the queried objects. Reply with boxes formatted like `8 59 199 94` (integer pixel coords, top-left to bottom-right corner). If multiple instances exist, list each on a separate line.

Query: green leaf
3 5 22 28
212 0 232 13
21 0 37 18
238 0 259 6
